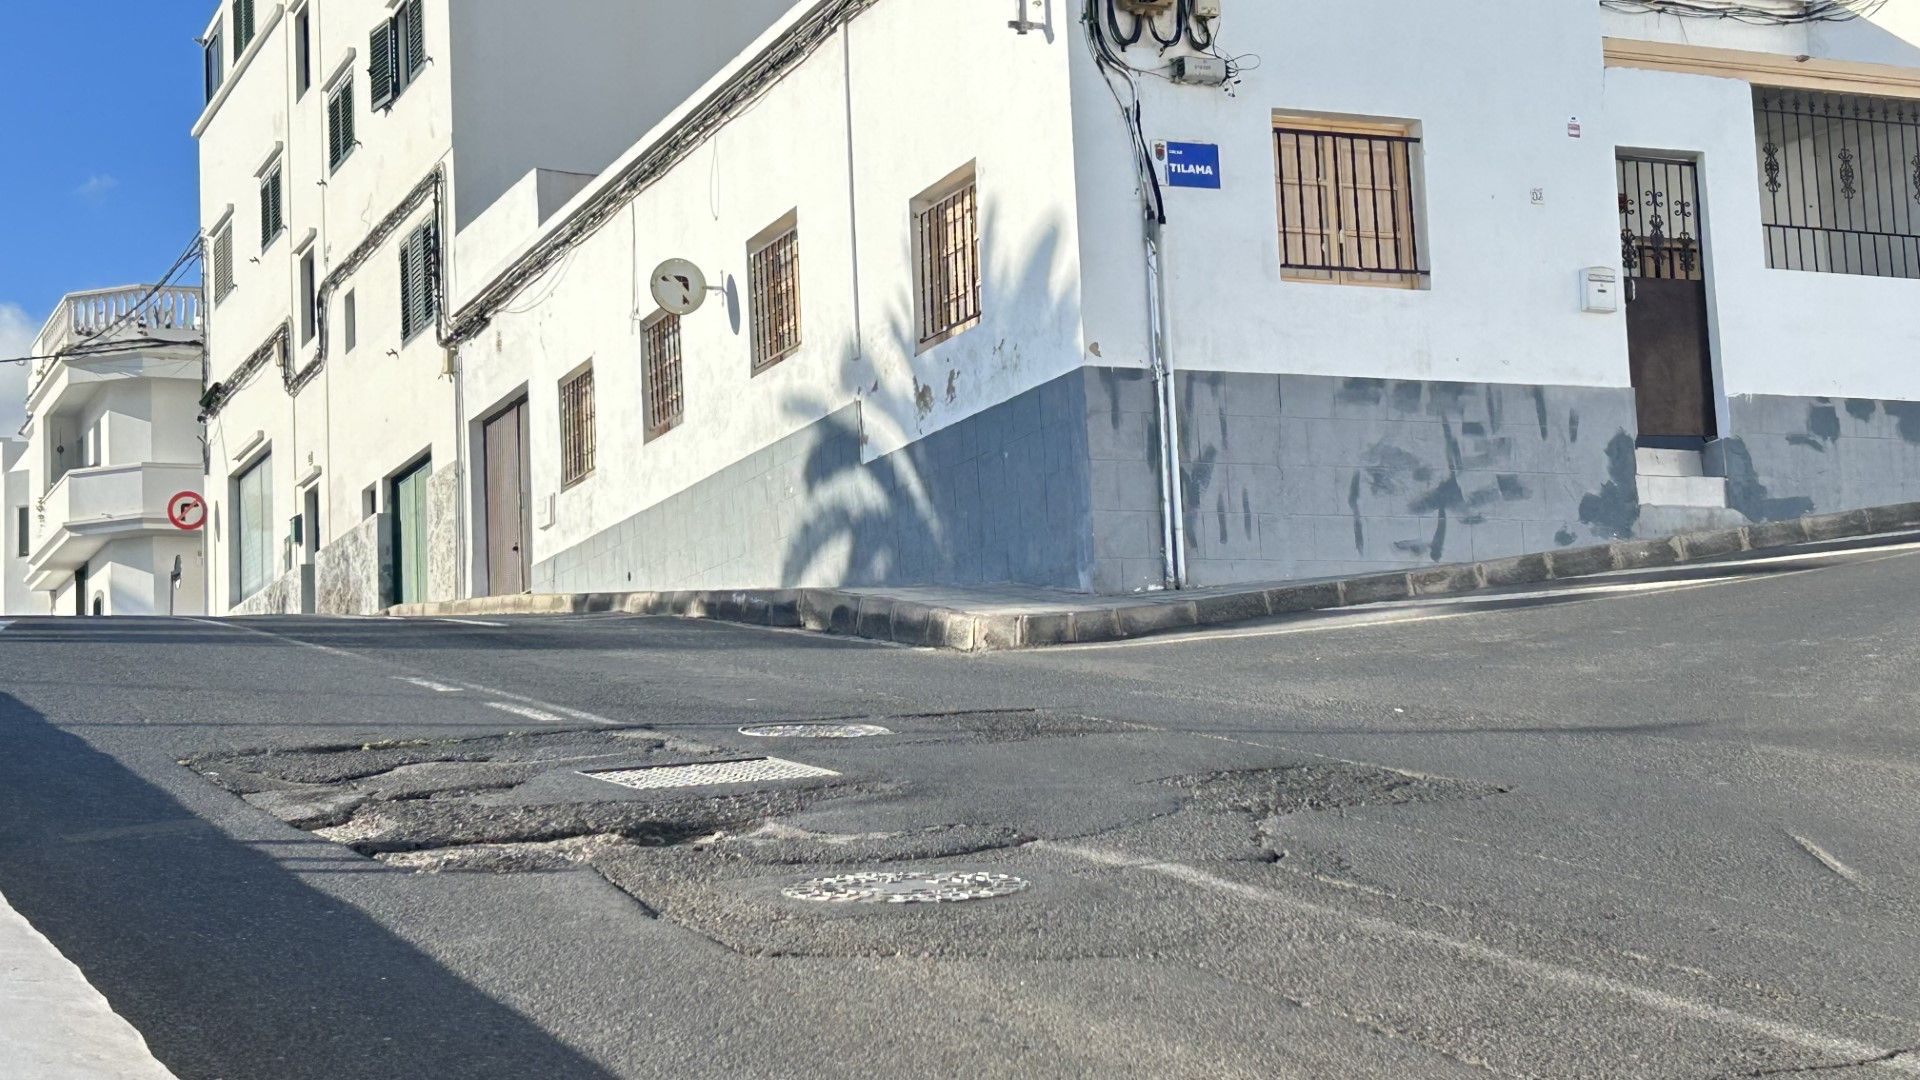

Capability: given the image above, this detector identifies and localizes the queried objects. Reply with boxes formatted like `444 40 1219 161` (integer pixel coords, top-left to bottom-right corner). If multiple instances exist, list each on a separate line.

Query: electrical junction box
1582 267 1620 313
1192 0 1222 16
1170 55 1228 86
1116 0 1175 13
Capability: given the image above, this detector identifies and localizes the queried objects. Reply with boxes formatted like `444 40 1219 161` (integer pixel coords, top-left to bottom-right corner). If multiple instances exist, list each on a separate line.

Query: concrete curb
390 501 1920 651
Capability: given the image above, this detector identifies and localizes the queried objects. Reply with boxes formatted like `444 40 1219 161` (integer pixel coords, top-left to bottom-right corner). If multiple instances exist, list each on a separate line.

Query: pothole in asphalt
739 722 893 739
1166 763 1506 818
781 870 1031 904
585 758 840 790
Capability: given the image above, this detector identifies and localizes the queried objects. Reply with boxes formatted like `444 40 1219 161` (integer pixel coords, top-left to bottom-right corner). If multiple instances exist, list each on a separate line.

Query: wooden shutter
369 21 395 111
405 0 427 78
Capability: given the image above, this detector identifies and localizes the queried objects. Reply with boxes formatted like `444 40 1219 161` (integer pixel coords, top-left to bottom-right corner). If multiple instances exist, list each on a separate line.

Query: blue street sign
1164 142 1222 189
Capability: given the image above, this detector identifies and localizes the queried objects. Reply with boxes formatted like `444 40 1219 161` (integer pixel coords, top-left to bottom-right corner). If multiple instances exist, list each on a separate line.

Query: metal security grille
916 181 981 344
1618 157 1704 281
1755 88 1920 279
749 227 801 372
643 313 684 439
559 366 595 488
1275 126 1425 284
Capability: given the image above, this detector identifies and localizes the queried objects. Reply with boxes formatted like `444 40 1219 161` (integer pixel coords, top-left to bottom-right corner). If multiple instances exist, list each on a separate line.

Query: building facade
193 0 797 614
203 0 1920 611
15 287 207 617
2 439 42 616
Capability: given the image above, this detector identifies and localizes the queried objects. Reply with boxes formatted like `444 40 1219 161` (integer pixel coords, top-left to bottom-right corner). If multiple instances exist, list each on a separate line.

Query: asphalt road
2 538 1918 1078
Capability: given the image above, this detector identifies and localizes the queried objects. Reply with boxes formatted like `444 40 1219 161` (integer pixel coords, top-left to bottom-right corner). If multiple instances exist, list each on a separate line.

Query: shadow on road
0 693 619 1080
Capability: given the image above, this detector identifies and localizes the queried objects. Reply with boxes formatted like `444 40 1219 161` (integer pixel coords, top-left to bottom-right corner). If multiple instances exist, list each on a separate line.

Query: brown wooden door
483 399 531 595
1619 156 1716 445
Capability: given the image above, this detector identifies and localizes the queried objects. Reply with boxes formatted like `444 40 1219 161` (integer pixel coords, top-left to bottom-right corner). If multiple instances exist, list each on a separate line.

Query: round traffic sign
167 491 206 531
650 258 709 316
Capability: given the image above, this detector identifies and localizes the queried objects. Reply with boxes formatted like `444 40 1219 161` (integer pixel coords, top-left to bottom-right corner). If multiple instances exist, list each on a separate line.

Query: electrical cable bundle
1599 0 1888 23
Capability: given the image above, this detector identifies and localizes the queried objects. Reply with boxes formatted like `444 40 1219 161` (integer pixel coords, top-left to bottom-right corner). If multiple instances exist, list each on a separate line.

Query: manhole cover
739 722 893 739
585 758 838 790
782 870 1031 904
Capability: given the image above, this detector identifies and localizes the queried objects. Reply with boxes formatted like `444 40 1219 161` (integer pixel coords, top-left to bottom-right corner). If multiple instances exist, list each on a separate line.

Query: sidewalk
0 885 177 1080
390 501 1920 651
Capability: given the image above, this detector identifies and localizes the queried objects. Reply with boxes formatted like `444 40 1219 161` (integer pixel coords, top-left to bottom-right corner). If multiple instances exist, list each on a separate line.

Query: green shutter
369 21 395 110
233 0 256 58
418 223 438 332
399 236 416 339
405 0 427 77
328 81 355 169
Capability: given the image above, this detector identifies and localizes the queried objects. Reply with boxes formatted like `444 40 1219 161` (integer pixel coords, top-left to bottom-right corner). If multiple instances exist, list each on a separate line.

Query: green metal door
393 461 430 605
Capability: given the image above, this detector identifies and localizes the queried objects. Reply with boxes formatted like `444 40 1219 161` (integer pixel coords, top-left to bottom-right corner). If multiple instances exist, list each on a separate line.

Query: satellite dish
650 258 710 316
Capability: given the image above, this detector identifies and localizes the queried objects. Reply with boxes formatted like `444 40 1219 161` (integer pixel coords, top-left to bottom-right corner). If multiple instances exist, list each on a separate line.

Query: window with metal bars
559 366 596 489
212 223 236 303
642 312 685 439
1755 88 1920 280
913 171 982 347
1274 120 1426 287
748 223 801 373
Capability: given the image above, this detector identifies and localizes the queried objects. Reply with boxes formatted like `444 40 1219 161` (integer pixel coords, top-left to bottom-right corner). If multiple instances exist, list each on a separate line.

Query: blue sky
0 2 206 420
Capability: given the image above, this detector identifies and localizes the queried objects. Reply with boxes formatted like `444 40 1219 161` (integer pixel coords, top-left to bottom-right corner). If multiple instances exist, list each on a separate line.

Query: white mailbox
1582 266 1620 314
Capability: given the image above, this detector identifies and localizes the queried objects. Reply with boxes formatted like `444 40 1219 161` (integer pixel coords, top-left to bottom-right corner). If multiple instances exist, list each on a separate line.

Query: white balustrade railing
29 284 204 390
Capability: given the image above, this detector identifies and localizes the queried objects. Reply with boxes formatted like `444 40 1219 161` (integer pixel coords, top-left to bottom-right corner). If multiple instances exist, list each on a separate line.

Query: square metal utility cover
584 757 839 791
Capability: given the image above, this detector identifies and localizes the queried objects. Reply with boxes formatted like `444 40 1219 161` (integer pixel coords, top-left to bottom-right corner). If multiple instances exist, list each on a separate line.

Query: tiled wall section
1165 371 1642 588
314 513 394 615
532 373 1098 594
1719 394 1920 521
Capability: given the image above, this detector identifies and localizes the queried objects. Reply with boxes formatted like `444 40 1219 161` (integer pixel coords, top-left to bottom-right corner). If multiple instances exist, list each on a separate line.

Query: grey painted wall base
1166 371 1642 589
1715 394 1920 522
534 372 1099 595
520 368 1920 601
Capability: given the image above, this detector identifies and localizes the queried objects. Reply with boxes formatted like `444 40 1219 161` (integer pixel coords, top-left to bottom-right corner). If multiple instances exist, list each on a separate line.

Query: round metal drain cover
740 722 893 739
783 870 1030 904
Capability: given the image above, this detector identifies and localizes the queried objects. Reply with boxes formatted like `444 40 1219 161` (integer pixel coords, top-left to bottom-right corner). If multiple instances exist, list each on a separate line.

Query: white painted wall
1 440 40 616
1604 65 1920 406
1071 1 1920 408
197 0 810 610
445 0 798 230
1074 0 1629 391
455 0 1085 581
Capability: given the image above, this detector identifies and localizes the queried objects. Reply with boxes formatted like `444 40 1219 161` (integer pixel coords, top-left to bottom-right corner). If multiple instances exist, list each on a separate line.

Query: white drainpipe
1144 215 1188 589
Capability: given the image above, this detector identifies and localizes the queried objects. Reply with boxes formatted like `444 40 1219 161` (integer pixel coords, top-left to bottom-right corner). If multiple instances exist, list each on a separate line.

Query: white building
192 0 797 614
203 0 1920 611
16 287 207 616
2 439 42 616
438 0 1920 600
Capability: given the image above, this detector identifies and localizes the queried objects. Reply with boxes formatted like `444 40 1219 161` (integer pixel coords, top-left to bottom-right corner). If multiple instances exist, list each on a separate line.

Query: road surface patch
585 758 840 791
782 870 1031 904
740 722 893 739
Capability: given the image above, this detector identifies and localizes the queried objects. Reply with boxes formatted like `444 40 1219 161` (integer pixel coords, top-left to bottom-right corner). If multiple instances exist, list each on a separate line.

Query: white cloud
74 174 119 200
0 302 36 437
